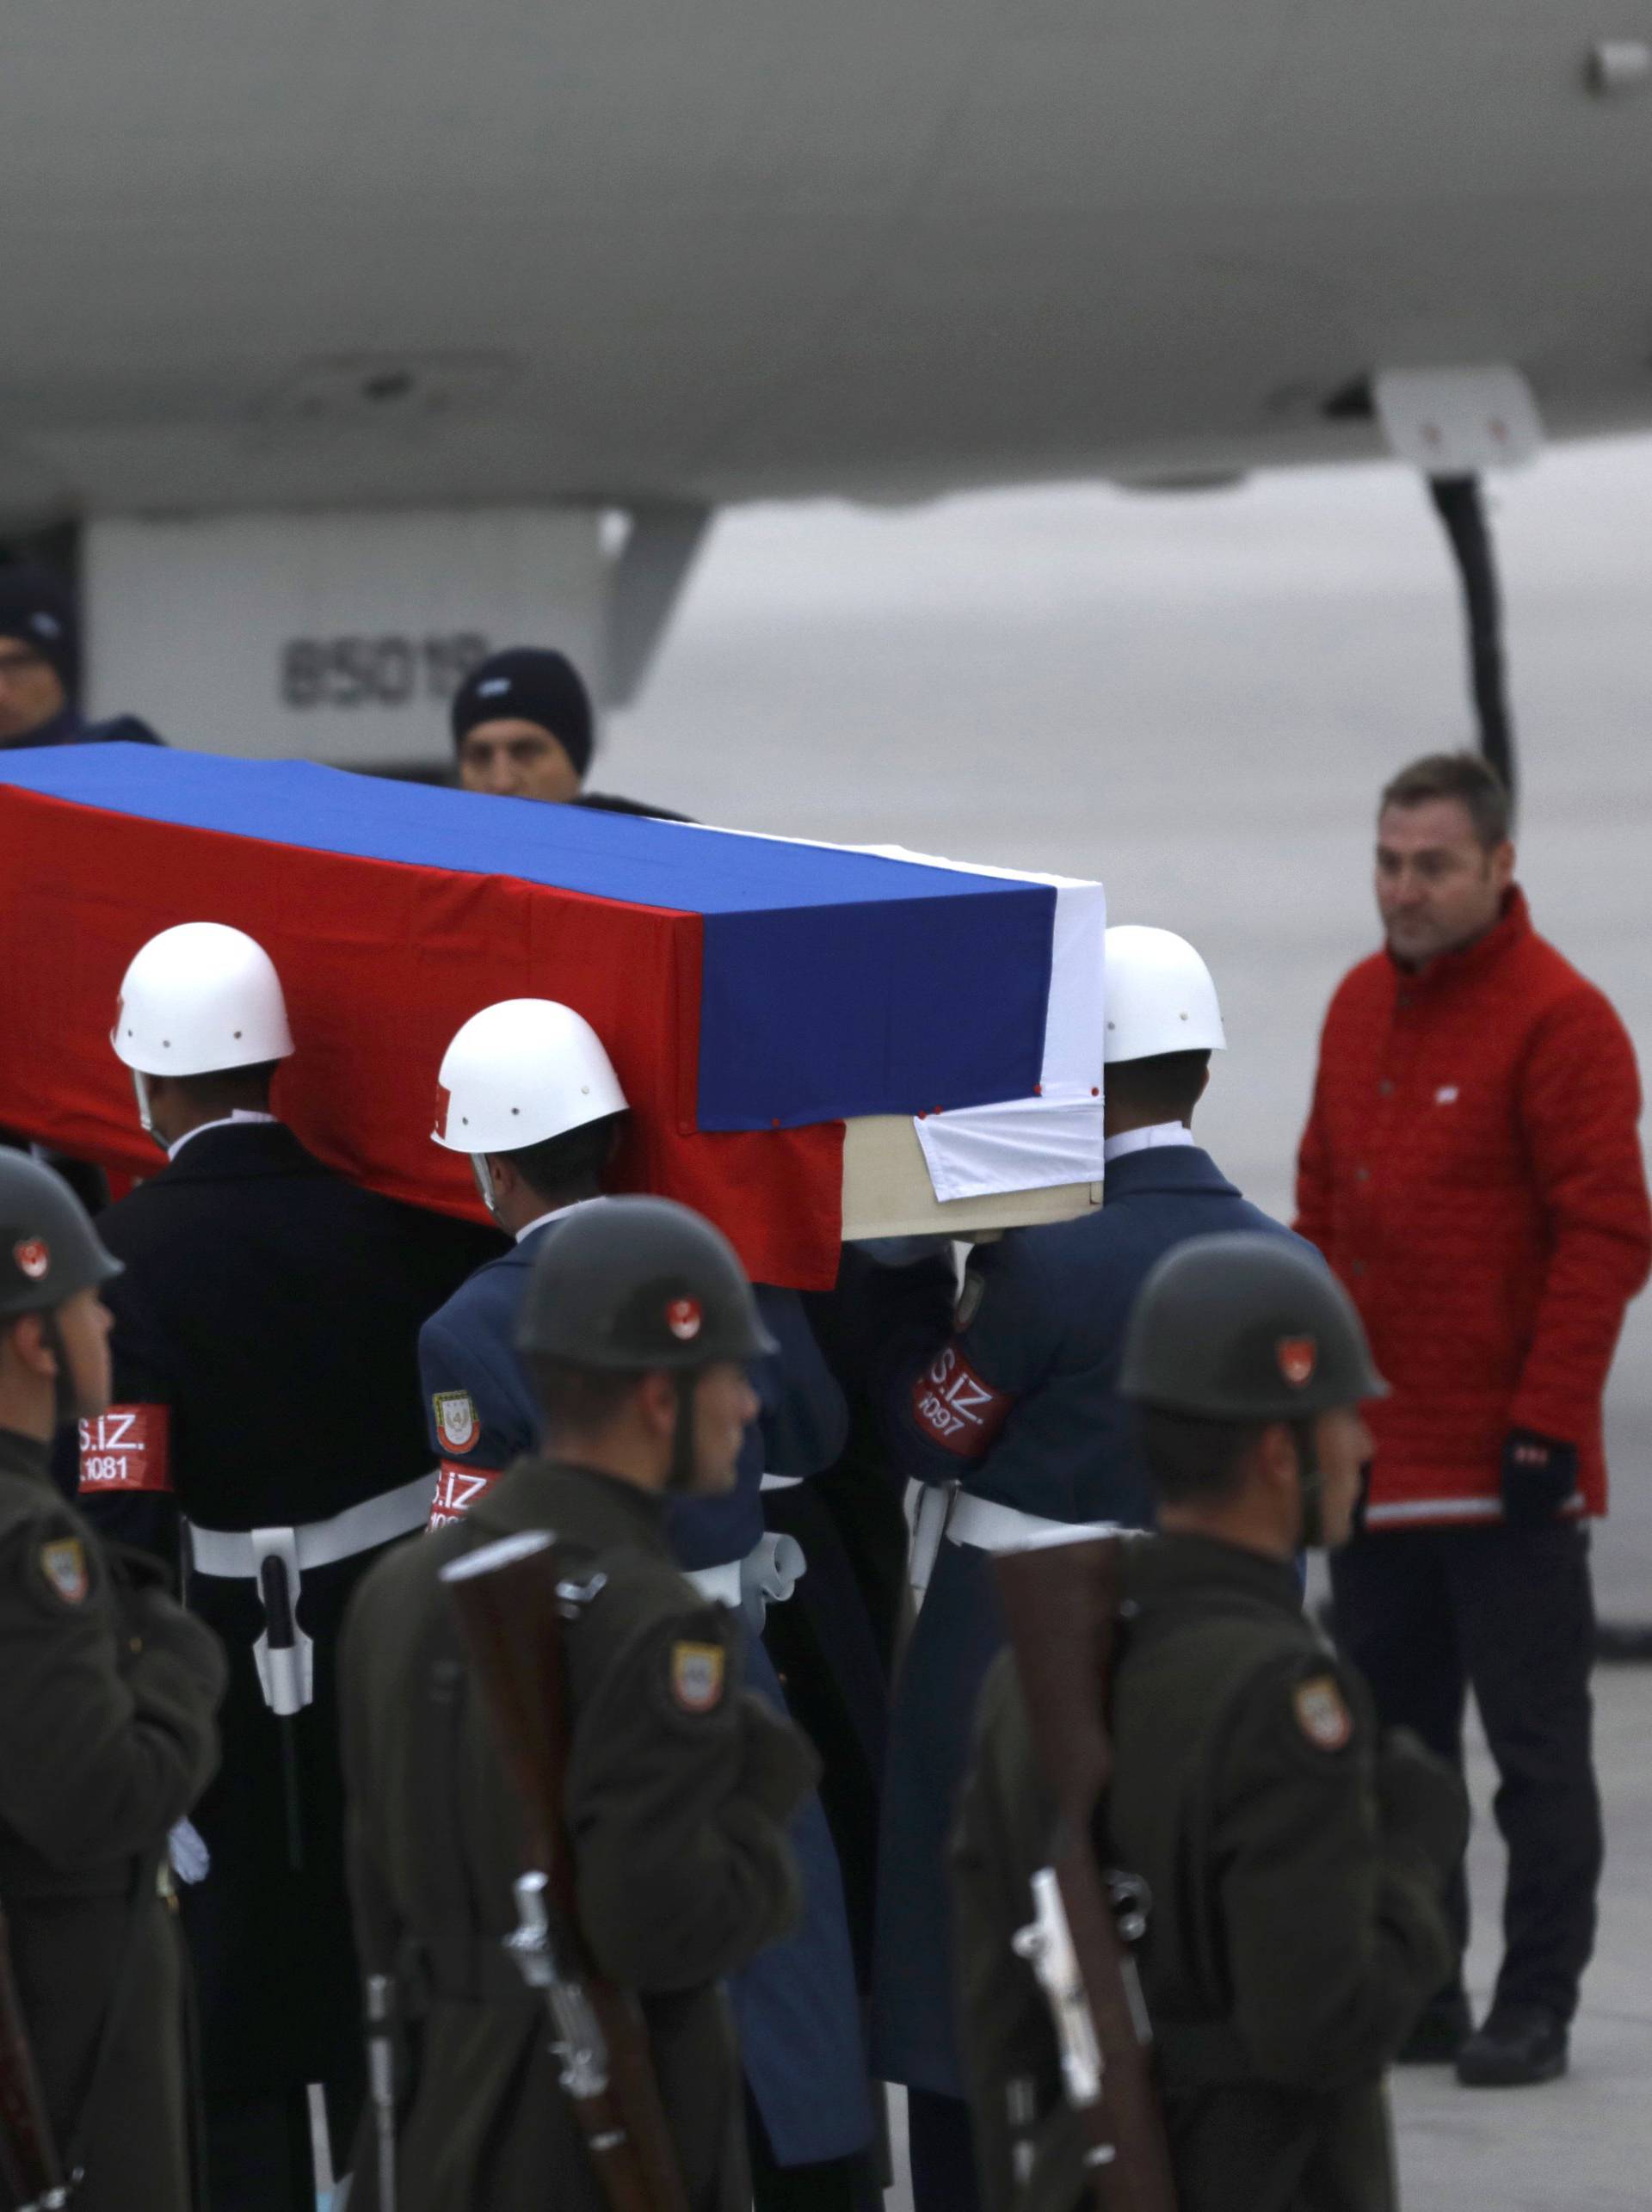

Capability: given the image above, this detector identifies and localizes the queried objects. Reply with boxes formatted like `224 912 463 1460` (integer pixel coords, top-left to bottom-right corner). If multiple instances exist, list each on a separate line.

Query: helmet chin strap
470 1154 503 1223
669 1369 701 1494
38 1310 81 1433
133 1070 167 1153
1291 1419 1325 1551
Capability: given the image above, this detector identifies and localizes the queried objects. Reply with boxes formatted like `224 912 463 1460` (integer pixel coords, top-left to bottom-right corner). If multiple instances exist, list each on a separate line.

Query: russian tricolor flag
0 745 1063 1287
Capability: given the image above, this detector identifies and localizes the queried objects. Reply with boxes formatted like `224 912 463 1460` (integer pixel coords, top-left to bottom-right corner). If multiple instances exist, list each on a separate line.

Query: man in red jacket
1297 750 1651 2090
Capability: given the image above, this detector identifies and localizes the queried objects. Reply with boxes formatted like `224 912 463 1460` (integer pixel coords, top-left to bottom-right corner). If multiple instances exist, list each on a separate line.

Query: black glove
1501 1429 1578 1527
1376 1728 1470 1876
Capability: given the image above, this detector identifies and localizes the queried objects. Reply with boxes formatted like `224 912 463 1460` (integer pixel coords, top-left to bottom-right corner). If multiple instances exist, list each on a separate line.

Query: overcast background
605 434 1652 1612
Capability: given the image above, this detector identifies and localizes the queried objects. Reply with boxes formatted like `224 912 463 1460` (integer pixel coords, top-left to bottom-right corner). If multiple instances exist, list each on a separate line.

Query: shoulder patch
39 1536 89 1607
432 1389 480 1456
1293 1673 1353 1753
669 1640 725 1714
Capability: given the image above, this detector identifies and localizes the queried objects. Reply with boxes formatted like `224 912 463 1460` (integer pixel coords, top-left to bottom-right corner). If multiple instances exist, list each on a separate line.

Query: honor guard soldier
875 927 1299 2212
75 923 499 2212
0 1152 225 2212
419 1000 874 2208
952 1234 1468 2212
340 1197 823 2211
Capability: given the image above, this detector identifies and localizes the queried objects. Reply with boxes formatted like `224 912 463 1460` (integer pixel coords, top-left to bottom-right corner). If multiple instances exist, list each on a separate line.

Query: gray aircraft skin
3 0 1652 528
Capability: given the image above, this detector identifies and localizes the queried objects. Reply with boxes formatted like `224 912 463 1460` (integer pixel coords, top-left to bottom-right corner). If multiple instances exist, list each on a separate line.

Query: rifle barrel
995 1537 1180 2212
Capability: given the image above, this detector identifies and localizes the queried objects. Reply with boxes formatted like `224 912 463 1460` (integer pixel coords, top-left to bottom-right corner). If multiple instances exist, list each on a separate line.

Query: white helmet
112 923 294 1076
1104 926 1226 1063
433 999 627 1155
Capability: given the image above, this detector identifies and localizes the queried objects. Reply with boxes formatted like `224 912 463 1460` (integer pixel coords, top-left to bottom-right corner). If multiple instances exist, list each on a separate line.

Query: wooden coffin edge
840 1113 1103 1241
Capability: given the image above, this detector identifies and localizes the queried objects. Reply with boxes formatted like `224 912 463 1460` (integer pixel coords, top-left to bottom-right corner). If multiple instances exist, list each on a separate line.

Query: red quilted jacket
1296 889 1650 1523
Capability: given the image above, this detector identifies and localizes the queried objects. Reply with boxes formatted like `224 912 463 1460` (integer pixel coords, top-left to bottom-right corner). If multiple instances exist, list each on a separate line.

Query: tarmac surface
607 441 1652 2209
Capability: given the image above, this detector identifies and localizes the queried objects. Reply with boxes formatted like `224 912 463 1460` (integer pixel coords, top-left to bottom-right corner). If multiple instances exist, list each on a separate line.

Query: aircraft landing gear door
1374 366 1544 811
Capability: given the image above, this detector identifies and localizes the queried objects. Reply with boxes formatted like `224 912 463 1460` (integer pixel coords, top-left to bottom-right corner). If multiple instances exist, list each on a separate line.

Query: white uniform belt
946 1491 1119 1554
685 1531 808 1616
186 1471 437 1579
904 1476 956 1600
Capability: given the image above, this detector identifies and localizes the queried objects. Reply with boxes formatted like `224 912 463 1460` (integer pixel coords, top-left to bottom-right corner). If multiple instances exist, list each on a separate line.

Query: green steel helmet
515 1196 778 1371
1119 1231 1385 1420
0 1151 122 1320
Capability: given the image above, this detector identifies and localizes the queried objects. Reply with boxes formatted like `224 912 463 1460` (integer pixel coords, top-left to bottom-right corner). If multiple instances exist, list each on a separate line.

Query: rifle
0 1900 71 2210
993 1533 1177 2212
441 1529 689 2212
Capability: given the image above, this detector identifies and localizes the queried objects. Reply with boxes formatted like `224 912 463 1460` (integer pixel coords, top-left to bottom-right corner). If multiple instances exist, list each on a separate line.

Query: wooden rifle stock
0 1901 69 2211
442 1531 689 2212
994 1536 1178 2212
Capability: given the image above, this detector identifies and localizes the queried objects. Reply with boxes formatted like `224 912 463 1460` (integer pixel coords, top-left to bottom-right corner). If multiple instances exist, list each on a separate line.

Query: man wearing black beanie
451 643 693 821
0 564 162 752
451 645 595 803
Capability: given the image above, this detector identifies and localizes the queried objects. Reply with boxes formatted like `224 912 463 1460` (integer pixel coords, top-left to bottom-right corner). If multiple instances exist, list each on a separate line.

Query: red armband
909 1346 1014 1462
78 1405 171 1494
428 1462 504 1529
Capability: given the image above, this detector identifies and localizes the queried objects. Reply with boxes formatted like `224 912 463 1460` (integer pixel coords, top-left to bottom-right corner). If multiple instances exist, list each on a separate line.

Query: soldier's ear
1253 1420 1300 1513
633 1369 679 1440
2 1310 55 1382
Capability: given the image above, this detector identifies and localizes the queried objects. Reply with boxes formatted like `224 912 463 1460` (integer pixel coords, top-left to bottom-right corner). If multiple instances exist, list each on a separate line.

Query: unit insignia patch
1276 1336 1317 1387
1293 1673 1353 1752
433 1390 480 1456
666 1297 703 1341
40 1537 89 1606
669 1640 725 1714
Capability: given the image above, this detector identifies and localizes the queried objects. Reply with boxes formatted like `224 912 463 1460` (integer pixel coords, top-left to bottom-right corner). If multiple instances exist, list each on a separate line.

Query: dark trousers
906 2089 982 2212
1329 1521 1603 2022
747 2089 880 2212
206 2072 358 2212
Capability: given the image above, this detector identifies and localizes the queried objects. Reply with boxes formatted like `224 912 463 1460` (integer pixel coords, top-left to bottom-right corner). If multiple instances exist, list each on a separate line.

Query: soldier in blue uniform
418 997 876 2209
0 565 163 749
873 926 1304 2212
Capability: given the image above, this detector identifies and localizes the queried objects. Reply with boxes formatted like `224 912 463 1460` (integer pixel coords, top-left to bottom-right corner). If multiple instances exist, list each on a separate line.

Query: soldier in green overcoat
952 1234 1467 2212
340 1197 821 2211
0 1151 225 2212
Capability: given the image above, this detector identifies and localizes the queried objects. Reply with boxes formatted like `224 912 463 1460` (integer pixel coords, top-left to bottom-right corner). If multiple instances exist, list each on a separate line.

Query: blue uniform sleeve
418 1303 537 1525
890 1233 1067 1485
751 1286 849 1477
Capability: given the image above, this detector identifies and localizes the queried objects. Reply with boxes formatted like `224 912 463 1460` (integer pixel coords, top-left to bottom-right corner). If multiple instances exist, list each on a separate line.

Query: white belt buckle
250 1526 316 1716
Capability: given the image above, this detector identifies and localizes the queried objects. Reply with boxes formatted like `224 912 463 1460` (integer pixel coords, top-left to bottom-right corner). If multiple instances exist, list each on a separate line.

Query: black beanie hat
451 647 594 779
0 565 78 694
